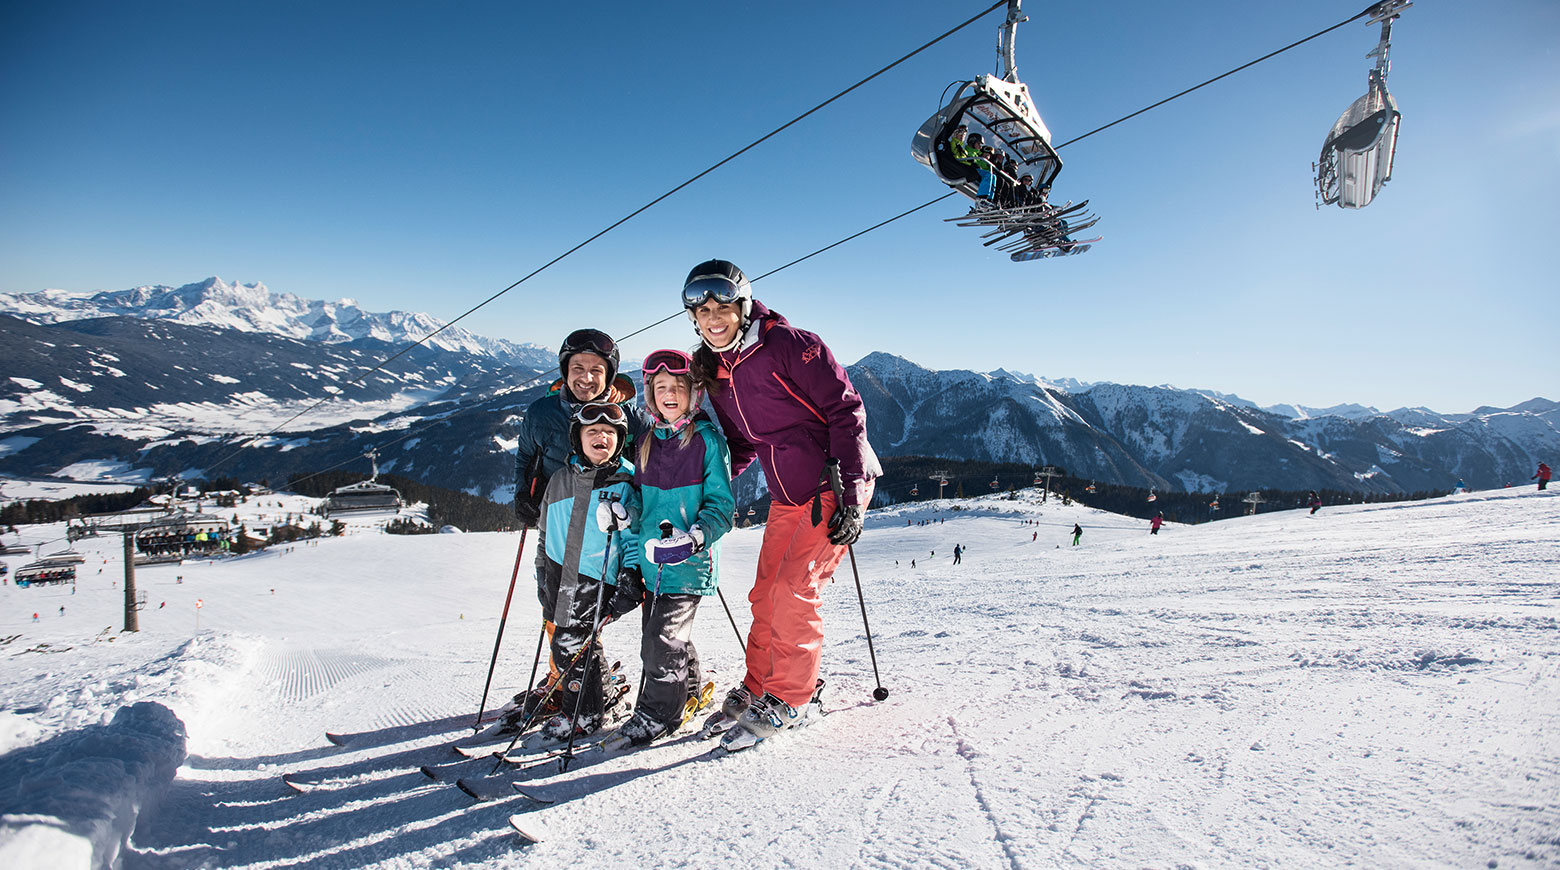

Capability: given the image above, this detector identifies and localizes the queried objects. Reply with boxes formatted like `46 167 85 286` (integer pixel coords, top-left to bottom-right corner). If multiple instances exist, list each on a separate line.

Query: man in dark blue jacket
513 329 653 527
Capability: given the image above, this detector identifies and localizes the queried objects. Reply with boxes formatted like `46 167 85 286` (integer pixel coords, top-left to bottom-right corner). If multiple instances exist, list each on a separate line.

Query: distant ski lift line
200 2 1387 477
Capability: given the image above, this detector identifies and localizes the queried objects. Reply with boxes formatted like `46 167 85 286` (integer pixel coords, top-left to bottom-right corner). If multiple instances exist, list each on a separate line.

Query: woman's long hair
691 344 723 398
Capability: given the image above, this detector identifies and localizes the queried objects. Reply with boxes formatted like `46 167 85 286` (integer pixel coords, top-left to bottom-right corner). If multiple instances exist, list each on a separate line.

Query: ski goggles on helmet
560 328 617 361
681 276 746 309
573 402 627 426
642 348 693 378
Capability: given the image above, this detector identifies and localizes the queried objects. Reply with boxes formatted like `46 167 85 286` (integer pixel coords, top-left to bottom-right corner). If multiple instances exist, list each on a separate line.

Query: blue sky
2 1 1556 413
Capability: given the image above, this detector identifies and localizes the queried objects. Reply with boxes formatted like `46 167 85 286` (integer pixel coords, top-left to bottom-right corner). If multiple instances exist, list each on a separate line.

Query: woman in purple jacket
682 259 881 752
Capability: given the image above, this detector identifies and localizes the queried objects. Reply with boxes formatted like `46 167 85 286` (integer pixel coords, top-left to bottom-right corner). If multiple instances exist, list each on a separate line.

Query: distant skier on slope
952 544 962 565
682 259 881 752
1150 512 1164 535
606 349 735 748
1308 491 1322 515
1072 523 1083 546
532 402 640 742
1533 462 1551 491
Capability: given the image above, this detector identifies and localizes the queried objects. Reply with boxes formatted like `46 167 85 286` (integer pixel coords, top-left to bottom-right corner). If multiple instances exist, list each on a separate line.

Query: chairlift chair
910 0 1096 259
1316 1 1410 209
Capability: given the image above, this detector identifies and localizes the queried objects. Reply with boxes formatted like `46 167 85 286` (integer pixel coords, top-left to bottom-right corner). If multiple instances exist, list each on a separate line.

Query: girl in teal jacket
608 348 735 748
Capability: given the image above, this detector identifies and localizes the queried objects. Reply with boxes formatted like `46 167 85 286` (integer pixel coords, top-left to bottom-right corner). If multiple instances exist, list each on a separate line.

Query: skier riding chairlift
910 0 1097 260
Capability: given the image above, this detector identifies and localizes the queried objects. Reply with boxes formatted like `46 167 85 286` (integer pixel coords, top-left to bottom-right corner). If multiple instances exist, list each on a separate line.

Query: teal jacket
536 455 640 628
633 419 735 596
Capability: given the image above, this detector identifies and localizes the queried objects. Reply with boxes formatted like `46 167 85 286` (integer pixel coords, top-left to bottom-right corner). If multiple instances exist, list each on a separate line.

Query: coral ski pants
743 489 861 708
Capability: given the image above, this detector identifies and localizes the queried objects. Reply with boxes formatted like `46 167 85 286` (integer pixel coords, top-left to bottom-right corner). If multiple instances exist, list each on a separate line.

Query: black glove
514 494 541 527
828 503 863 546
608 567 645 619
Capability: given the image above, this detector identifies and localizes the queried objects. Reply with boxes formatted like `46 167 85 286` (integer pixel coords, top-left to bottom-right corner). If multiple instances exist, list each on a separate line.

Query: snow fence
0 702 187 870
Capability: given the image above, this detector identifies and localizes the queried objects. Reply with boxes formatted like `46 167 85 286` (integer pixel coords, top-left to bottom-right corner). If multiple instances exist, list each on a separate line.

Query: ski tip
455 778 488 802
281 773 312 793
508 813 550 843
419 765 440 781
511 782 557 804
323 732 351 747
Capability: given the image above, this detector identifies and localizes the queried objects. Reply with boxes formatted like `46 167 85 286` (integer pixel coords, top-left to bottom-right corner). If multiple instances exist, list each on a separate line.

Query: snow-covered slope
0 277 553 369
1 487 1555 868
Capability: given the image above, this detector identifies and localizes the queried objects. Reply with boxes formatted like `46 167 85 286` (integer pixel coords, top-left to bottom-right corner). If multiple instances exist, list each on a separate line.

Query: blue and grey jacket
536 455 640 629
634 418 735 596
513 376 653 514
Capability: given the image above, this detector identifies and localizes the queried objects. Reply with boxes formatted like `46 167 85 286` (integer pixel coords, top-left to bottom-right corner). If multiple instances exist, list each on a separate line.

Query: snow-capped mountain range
849 352 1557 495
1 281 1554 501
0 277 553 369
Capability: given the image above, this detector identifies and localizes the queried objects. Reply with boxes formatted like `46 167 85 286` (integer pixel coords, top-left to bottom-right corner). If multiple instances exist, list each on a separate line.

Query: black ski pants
637 592 702 728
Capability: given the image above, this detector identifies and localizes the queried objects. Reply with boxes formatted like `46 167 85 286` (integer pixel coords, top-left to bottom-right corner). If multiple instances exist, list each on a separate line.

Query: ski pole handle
659 520 674 539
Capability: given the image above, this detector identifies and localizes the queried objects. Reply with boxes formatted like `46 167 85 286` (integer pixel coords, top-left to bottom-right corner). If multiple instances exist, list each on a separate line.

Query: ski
323 732 351 747
511 781 560 804
1010 238 1101 262
456 776 510 802
712 679 826 756
697 711 738 740
281 773 319 793
508 814 551 843
453 738 515 759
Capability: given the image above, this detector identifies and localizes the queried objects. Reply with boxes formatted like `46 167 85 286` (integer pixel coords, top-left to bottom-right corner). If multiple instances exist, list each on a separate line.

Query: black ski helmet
682 259 753 326
557 328 620 392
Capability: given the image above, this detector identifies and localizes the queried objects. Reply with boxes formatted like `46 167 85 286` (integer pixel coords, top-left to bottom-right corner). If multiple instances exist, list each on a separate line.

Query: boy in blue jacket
535 402 641 741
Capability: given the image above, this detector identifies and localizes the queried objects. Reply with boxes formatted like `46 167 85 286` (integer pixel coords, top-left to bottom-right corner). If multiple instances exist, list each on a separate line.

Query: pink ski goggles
641 348 693 379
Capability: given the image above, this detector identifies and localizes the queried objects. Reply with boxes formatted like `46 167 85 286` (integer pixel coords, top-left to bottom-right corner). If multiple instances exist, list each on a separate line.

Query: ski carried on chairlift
911 0 1099 259
1315 1 1411 209
1010 238 1100 261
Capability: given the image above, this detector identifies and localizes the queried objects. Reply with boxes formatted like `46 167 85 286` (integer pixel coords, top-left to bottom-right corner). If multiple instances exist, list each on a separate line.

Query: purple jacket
708 300 881 507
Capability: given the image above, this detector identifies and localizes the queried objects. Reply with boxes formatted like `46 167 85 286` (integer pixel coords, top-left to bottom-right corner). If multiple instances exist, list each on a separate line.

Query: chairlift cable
201 2 1382 482
1054 5 1378 150
677 3 1385 307
195 2 1008 478
615 192 959 343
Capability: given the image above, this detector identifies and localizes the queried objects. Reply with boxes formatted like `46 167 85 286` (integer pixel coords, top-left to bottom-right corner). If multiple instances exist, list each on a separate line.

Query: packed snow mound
0 702 187 870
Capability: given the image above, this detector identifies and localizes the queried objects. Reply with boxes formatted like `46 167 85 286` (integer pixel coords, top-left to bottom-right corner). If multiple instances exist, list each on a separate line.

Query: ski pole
827 459 889 702
486 612 607 775
559 502 621 771
715 588 746 654
634 521 676 706
472 525 529 730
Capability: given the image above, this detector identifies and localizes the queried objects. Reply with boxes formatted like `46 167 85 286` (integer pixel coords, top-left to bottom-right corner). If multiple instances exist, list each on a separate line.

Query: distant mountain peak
0 277 553 370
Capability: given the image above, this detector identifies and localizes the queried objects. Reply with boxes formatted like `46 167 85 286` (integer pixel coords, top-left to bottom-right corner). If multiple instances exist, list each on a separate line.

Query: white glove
645 527 703 565
596 498 631 533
